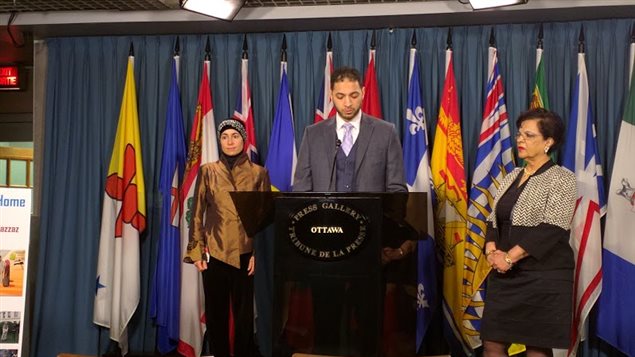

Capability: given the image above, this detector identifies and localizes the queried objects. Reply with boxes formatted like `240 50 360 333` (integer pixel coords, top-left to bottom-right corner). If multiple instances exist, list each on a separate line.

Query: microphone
328 139 342 191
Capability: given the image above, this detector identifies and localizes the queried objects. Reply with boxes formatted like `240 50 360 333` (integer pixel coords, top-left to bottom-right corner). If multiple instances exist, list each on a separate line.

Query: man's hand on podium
381 247 404 265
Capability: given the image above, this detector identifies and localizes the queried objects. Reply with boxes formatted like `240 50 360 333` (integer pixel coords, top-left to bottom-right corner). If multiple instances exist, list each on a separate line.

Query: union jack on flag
233 57 259 162
465 44 515 349
314 48 336 123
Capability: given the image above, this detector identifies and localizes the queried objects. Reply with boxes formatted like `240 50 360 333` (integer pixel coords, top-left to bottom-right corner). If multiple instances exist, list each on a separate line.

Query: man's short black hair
330 66 362 89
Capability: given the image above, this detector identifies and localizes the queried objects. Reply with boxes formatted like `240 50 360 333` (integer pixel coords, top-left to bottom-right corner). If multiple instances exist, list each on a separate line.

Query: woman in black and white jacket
481 108 577 357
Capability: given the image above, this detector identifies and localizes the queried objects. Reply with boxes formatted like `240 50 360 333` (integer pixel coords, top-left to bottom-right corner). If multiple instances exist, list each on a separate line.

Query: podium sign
273 194 383 357
229 191 427 357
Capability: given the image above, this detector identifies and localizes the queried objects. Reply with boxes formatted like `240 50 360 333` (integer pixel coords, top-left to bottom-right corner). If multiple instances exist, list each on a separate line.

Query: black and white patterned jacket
485 161 577 270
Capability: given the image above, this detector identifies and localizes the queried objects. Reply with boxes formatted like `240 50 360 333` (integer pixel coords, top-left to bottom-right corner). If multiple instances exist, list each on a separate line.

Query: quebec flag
402 46 438 352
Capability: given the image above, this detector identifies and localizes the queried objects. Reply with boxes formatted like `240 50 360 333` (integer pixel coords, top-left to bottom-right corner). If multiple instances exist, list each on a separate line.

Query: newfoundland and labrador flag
93 54 146 355
562 50 606 357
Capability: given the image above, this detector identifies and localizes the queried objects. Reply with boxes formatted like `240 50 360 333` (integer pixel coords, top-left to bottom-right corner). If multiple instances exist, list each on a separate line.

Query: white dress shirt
335 111 362 145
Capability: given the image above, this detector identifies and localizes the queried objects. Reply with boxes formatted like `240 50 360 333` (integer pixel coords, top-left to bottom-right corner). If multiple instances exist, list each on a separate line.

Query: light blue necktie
341 123 353 156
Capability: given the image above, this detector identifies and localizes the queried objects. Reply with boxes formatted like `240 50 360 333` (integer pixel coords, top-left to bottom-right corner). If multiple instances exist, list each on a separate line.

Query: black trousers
202 254 256 357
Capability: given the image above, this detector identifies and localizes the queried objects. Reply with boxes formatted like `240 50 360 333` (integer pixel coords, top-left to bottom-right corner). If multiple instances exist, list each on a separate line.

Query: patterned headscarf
217 118 247 141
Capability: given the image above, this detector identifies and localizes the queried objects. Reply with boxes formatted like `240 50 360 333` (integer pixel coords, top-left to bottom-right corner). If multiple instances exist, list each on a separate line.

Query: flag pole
370 29 376 50
281 34 287 63
205 36 211 80
578 26 585 54
242 34 248 60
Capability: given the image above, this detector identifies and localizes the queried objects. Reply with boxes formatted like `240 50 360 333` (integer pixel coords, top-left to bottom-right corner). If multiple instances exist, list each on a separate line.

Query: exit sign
0 65 20 90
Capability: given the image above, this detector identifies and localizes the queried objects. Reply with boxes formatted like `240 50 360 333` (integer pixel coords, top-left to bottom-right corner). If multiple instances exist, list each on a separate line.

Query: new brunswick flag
93 54 146 355
431 48 469 355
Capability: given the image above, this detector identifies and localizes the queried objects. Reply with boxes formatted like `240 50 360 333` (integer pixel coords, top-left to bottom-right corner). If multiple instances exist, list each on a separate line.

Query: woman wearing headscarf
184 118 271 357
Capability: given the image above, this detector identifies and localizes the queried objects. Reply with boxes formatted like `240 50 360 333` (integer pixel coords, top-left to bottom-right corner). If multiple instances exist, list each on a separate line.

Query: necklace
523 167 535 177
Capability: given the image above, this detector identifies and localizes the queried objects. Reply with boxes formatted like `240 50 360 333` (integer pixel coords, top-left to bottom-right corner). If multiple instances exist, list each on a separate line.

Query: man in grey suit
293 67 406 193
292 67 407 356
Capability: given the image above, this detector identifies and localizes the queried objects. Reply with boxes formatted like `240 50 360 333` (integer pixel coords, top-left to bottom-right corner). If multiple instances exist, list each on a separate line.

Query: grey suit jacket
293 114 406 192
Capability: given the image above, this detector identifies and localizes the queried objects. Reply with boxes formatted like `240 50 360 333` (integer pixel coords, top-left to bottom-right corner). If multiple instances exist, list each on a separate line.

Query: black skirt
480 266 573 348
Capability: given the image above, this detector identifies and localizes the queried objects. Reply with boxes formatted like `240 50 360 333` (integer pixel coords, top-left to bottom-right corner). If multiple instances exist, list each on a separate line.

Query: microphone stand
328 139 342 191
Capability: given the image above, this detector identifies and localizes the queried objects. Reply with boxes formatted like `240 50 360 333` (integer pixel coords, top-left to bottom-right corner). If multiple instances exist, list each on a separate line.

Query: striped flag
314 47 336 123
431 47 470 356
596 33 635 357
93 54 146 355
265 60 297 192
403 45 437 351
150 55 187 354
362 47 383 118
465 44 515 349
177 59 218 357
234 57 259 162
562 47 606 357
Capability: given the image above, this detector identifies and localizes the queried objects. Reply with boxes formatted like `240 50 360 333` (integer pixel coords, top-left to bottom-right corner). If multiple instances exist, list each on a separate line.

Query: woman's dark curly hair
516 108 565 154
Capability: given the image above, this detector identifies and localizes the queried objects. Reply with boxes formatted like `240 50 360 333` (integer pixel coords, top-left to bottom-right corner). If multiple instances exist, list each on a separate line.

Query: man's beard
337 106 360 120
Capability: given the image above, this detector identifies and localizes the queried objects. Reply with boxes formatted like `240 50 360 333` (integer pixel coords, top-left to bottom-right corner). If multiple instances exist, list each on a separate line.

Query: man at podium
291 66 409 356
293 66 406 194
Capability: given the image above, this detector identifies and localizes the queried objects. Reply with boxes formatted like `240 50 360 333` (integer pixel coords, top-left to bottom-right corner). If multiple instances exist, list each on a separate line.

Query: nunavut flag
93 54 146 355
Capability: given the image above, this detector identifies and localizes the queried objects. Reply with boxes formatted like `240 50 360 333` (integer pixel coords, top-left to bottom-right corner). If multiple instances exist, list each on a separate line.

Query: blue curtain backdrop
33 18 632 357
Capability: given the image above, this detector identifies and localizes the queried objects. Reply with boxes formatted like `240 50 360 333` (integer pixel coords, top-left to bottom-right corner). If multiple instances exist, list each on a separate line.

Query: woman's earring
544 146 550 154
